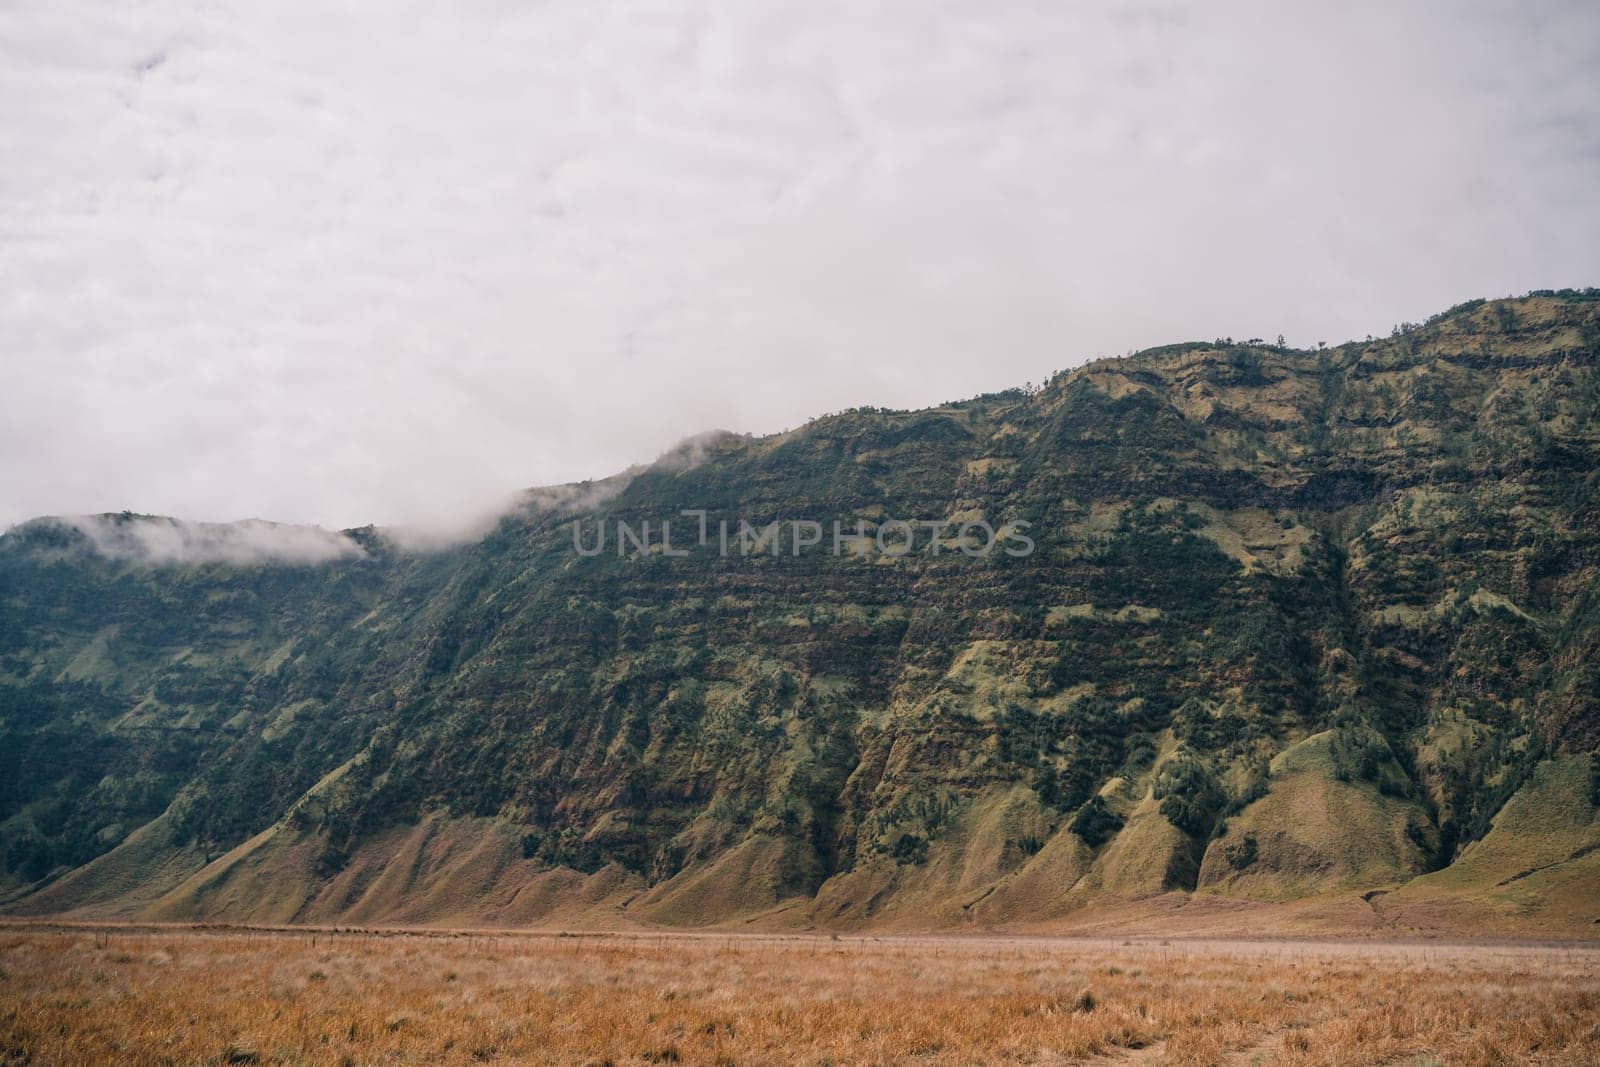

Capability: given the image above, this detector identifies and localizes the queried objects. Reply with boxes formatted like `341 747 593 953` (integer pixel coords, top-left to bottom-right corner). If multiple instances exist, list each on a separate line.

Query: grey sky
3 1 1598 536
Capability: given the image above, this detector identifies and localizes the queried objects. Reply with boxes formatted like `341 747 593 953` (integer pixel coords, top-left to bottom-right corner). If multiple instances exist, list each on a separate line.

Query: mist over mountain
8 515 368 566
3 292 1598 936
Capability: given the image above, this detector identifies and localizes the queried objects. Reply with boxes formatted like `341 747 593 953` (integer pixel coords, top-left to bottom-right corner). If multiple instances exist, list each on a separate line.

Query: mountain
4 292 1599 937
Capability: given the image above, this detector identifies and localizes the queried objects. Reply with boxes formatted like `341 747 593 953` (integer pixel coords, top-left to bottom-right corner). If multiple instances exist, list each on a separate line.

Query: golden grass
1 925 1597 1065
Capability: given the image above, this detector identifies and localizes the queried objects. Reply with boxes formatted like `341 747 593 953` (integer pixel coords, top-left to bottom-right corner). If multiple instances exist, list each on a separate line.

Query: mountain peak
3 292 1597 936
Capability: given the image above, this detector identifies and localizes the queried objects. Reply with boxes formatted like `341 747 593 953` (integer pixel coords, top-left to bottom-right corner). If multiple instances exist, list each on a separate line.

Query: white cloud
2 1 1597 531
14 514 364 565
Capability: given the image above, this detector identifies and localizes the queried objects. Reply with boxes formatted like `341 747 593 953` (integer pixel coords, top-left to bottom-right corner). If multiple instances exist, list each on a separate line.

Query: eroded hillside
3 292 1598 935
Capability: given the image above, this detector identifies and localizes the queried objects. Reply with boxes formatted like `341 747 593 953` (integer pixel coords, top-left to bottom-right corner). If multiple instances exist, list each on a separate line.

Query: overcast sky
3 1 1598 534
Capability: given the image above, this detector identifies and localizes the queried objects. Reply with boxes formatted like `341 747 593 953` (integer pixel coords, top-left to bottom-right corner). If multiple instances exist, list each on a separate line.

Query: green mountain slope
4 292 1599 936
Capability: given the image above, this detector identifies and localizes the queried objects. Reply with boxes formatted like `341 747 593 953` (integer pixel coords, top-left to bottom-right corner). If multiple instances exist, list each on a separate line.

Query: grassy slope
2 292 1599 935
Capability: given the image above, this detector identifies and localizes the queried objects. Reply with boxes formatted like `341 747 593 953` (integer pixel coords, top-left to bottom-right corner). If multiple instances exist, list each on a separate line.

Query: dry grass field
1 925 1597 1066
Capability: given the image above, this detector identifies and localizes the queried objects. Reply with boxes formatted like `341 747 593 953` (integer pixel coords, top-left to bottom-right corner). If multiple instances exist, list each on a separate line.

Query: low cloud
648 430 747 475
9 514 365 566
7 455 689 562
520 469 643 517
373 464 653 552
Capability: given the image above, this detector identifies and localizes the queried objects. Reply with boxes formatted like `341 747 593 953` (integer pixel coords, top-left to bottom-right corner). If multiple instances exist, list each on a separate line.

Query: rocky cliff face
4 292 1598 934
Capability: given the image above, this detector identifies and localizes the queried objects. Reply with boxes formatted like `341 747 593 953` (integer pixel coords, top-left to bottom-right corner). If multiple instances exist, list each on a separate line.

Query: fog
14 515 365 565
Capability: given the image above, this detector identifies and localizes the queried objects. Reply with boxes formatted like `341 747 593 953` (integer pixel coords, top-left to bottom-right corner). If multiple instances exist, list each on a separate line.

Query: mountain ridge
4 291 1599 937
